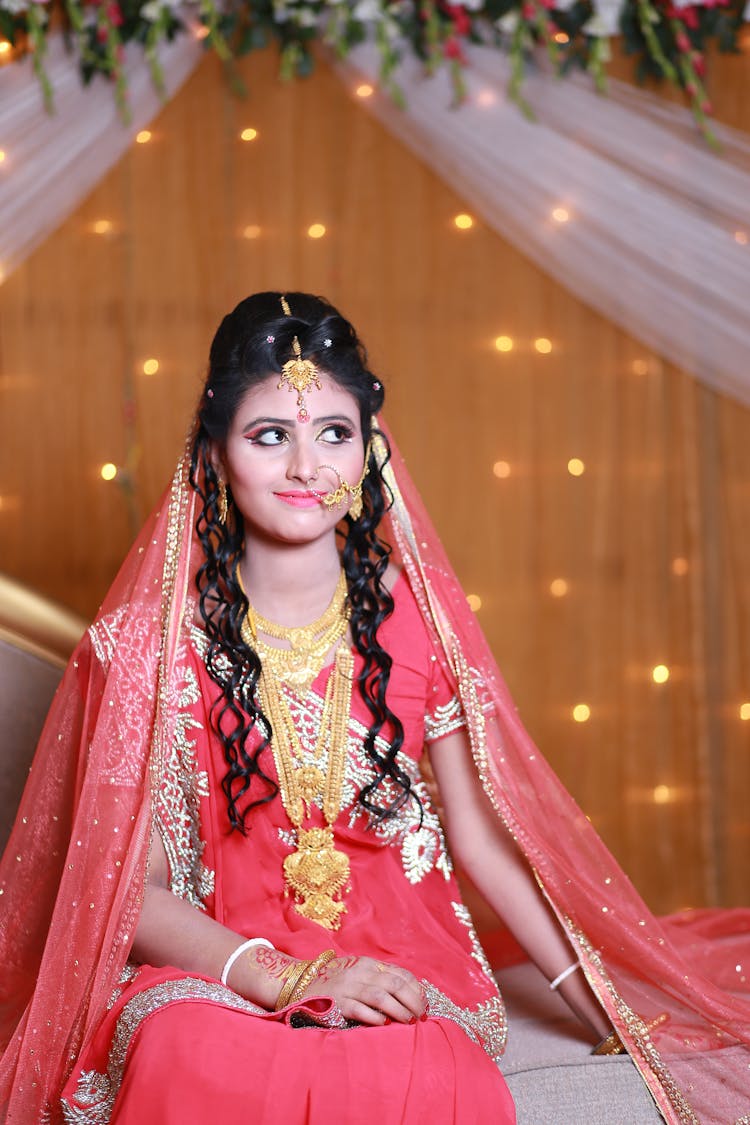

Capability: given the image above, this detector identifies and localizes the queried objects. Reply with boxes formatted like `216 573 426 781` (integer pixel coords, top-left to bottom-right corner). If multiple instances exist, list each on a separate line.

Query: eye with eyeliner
318 423 355 444
247 426 289 446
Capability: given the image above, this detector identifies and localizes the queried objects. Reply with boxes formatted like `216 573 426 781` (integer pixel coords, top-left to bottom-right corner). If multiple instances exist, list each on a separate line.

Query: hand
298 955 427 1026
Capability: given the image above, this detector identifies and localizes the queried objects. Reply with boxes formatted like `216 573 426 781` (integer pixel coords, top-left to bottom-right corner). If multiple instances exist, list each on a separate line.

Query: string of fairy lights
1 85 749 782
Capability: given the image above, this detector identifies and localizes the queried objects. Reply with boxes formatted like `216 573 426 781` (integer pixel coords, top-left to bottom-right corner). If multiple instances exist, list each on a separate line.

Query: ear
208 441 225 481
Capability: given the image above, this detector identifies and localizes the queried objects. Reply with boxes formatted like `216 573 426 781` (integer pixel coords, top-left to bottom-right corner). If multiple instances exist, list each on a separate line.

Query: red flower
445 4 471 36
664 4 698 27
107 2 123 25
674 28 691 51
443 34 466 61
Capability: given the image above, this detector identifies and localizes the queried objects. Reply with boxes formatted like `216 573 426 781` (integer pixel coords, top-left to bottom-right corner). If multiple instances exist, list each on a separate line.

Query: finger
339 998 392 1026
358 984 419 1024
365 970 425 1018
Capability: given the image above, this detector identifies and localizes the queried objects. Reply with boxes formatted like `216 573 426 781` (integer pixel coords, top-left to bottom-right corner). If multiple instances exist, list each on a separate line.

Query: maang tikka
278 295 322 423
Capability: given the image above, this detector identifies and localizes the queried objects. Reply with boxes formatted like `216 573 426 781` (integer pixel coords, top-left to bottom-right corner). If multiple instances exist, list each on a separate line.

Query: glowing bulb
92 219 113 235
652 784 672 804
466 594 482 612
740 702 750 721
671 557 689 576
454 213 474 230
243 225 261 240
492 460 511 479
476 89 497 107
240 127 258 142
631 359 649 375
652 664 670 684
0 40 11 56
553 31 569 43
552 207 570 223
494 335 513 352
572 704 590 723
100 463 118 481
355 83 374 98
534 337 552 354
0 150 6 164
567 458 585 477
549 578 568 598
307 223 326 239
135 130 152 144
735 231 748 246
194 24 210 39
142 358 159 375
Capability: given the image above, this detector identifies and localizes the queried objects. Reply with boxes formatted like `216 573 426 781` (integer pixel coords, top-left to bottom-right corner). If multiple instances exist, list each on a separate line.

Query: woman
1 293 748 1123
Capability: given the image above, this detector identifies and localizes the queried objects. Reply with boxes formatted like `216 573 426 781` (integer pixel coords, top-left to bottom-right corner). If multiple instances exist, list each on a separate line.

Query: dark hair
188 291 416 832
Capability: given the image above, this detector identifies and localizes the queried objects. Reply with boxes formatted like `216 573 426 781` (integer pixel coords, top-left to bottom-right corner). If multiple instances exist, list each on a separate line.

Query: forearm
132 884 291 1009
463 853 610 1039
430 731 611 1041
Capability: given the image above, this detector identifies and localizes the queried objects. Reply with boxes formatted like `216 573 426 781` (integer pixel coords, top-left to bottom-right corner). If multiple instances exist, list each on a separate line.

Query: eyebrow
241 413 357 433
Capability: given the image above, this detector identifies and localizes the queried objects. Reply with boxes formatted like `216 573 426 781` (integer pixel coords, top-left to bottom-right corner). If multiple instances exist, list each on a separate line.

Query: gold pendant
296 764 325 807
283 826 350 930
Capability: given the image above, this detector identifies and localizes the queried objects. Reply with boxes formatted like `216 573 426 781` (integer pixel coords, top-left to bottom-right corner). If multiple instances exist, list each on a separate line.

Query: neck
239 534 343 627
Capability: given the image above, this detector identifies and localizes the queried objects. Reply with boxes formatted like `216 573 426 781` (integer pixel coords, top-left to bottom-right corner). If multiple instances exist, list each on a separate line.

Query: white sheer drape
337 44 750 408
1 35 750 408
0 34 201 280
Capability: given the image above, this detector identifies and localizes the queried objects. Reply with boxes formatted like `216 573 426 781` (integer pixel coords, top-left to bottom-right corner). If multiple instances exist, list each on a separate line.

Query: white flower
496 10 518 33
0 0 31 12
588 0 623 35
353 0 382 22
448 0 484 9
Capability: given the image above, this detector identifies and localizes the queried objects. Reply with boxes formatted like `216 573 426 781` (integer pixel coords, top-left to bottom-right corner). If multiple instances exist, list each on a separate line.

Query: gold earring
218 479 228 525
348 491 363 521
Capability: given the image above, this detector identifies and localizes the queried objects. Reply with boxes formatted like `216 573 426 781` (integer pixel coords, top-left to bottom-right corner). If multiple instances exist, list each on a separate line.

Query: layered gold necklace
237 567 354 930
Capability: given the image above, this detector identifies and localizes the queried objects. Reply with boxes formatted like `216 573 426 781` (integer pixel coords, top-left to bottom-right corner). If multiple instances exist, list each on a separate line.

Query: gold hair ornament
278 295 321 424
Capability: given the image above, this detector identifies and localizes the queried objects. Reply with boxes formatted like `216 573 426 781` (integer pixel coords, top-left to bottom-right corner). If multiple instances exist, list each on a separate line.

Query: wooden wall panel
0 45 748 912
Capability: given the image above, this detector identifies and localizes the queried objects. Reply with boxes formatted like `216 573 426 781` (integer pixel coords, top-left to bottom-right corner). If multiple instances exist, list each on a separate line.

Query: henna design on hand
253 946 296 981
314 955 358 983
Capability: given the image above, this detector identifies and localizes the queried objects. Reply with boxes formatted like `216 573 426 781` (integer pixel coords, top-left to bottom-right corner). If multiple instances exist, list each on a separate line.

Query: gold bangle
287 949 337 1006
275 959 312 1011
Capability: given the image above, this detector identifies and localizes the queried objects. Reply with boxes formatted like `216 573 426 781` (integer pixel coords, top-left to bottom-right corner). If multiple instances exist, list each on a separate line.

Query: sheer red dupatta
0 455 199 1123
376 428 750 1125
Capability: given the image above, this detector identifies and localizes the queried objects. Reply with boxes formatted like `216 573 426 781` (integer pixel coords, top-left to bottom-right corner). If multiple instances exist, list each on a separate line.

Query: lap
62 972 515 1125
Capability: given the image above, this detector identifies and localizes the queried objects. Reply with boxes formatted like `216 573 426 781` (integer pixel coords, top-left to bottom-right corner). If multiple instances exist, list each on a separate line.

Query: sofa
0 575 661 1122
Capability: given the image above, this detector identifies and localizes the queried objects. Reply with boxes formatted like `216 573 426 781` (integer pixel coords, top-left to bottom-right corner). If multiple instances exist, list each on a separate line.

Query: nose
286 436 320 486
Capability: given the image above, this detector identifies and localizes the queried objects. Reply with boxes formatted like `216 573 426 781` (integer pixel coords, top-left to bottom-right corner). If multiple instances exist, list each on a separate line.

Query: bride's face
217 374 366 547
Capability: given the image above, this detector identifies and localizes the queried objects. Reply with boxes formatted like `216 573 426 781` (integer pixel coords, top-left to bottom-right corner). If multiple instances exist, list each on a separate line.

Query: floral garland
0 0 746 131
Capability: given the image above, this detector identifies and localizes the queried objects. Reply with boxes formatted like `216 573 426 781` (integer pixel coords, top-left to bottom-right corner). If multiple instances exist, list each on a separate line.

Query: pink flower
443 34 466 61
445 3 471 35
674 28 691 51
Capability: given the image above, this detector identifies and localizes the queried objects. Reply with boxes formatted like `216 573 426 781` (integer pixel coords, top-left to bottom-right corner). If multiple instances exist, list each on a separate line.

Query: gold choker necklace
238 569 350 695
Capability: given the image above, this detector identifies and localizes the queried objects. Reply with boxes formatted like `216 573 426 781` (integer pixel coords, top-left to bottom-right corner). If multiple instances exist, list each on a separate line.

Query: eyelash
248 424 354 446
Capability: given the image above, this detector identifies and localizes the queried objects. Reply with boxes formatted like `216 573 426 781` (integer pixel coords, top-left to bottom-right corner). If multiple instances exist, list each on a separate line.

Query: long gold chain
236 565 355 930
257 647 354 930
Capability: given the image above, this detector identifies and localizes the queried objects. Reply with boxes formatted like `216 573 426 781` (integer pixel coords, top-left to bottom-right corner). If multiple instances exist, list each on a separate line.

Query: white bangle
221 938 274 987
549 962 581 991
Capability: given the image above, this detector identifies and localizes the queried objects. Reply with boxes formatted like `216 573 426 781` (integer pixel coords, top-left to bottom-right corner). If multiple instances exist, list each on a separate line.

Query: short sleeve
424 646 466 743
